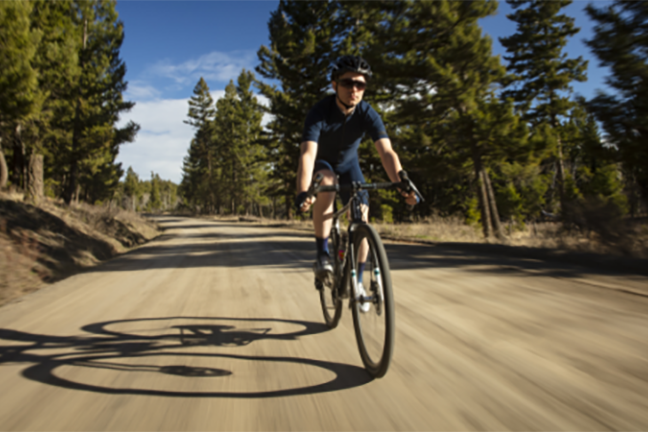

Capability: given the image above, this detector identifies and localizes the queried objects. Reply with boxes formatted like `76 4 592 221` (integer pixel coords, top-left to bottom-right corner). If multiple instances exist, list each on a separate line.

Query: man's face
332 72 366 107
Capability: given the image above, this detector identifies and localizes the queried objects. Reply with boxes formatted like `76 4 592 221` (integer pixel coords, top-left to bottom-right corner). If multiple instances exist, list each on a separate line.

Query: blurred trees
0 0 41 190
179 70 265 215
255 1 337 218
175 0 645 234
499 0 588 216
0 0 138 206
113 167 178 212
585 0 648 216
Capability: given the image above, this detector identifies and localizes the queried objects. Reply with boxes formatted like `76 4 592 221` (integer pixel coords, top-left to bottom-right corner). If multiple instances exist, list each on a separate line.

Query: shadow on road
0 317 372 397
89 218 648 282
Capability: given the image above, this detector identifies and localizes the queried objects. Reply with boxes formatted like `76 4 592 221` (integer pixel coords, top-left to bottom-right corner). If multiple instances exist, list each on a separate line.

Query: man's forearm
297 143 316 193
380 149 403 183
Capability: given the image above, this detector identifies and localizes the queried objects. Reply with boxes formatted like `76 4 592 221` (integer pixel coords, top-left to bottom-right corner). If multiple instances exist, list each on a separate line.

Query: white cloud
117 96 204 183
147 50 257 86
116 89 278 183
125 81 162 100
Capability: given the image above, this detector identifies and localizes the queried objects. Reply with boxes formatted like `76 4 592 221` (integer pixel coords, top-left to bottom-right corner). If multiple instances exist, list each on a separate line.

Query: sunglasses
337 78 367 91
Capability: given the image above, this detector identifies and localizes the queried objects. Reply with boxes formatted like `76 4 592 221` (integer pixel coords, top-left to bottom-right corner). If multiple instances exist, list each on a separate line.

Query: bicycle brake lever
398 170 425 205
308 172 324 197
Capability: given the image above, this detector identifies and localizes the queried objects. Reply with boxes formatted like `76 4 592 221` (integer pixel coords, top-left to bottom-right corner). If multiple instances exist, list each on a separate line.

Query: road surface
0 216 647 430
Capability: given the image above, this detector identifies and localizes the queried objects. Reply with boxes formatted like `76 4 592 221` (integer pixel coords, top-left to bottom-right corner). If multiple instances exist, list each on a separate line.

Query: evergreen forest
179 0 648 239
0 0 138 205
2 0 646 240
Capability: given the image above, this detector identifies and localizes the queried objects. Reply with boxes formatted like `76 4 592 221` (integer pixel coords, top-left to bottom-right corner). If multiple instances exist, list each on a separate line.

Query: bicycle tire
350 223 395 378
319 230 342 329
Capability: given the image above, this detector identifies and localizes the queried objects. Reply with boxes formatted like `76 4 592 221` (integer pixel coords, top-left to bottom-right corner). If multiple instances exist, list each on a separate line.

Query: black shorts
314 159 369 206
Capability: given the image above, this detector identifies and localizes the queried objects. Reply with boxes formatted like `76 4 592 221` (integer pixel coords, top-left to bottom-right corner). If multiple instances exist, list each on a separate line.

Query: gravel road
0 216 646 430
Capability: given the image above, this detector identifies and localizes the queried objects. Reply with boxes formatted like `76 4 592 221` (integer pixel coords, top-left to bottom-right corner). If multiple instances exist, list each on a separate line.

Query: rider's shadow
174 324 272 347
0 317 373 397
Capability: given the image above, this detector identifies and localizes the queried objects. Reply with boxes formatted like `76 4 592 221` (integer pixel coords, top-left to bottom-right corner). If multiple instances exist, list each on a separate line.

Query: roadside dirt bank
0 195 160 307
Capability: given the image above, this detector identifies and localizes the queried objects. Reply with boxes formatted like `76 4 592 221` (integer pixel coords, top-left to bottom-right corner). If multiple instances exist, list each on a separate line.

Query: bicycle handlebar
306 170 425 205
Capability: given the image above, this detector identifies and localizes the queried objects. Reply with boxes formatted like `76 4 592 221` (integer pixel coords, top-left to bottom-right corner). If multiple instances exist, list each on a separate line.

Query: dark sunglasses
337 78 367 90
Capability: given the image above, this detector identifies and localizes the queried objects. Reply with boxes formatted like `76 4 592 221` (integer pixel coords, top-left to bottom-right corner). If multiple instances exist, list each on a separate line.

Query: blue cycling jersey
302 95 389 174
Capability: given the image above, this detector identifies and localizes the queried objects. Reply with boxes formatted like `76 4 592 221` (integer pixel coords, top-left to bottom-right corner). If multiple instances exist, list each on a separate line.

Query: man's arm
374 138 417 205
297 141 318 193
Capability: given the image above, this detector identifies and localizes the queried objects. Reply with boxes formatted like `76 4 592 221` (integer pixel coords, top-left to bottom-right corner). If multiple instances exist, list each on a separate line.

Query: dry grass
374 214 484 244
36 199 159 249
217 213 648 259
506 221 648 258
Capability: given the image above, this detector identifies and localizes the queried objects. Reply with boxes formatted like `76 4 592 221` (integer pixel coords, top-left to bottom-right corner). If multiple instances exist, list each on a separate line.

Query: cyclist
295 55 418 285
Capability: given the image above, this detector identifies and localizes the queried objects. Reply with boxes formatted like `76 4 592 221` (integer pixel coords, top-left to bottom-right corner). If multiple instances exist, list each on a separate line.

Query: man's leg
312 165 337 281
313 168 337 242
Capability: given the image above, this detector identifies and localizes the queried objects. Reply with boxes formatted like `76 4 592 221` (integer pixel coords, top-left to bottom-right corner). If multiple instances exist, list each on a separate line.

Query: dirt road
1 216 647 430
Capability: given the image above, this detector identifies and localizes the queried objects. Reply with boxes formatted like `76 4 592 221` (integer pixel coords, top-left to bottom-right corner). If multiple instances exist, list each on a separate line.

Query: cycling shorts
314 159 369 206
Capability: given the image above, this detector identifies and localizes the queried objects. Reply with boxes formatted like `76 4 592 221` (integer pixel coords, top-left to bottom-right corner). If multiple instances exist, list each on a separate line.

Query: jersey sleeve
365 104 389 142
302 106 323 143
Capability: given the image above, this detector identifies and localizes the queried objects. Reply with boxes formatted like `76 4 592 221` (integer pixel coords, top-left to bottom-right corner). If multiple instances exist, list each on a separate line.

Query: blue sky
115 0 613 184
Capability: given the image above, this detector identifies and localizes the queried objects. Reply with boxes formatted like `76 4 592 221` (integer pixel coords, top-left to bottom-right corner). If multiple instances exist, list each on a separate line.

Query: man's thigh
337 162 369 222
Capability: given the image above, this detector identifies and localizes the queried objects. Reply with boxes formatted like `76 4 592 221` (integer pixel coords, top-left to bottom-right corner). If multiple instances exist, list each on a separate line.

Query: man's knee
314 168 336 186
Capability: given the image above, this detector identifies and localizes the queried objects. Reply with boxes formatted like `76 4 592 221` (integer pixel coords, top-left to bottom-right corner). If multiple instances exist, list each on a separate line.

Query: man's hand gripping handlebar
397 170 424 210
296 171 423 214
295 173 325 214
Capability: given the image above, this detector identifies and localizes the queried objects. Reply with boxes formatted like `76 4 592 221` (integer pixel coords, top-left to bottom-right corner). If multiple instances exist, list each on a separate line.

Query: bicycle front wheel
351 224 395 378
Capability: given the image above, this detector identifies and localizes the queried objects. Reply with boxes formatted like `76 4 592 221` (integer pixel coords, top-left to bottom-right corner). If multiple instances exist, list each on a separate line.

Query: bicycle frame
307 171 423 377
328 183 370 303
308 174 422 303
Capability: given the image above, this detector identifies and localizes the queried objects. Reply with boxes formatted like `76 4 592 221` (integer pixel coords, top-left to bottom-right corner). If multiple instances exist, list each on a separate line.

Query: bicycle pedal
314 279 324 291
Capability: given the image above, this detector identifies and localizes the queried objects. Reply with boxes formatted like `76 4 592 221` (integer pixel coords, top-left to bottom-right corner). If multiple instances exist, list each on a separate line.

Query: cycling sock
316 237 329 256
357 262 366 285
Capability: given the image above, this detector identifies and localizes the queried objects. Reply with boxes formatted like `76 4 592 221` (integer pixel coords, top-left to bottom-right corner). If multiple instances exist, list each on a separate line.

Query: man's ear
331 81 337 92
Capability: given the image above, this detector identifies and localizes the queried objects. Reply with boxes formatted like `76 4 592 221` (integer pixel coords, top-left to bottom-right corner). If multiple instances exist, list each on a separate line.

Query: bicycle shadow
0 317 372 398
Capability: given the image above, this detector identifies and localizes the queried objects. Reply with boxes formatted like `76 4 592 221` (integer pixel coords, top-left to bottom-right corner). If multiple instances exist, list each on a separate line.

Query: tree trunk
483 168 504 239
26 153 44 204
551 113 566 214
474 157 492 238
556 136 566 212
285 192 293 220
11 124 26 189
0 138 8 190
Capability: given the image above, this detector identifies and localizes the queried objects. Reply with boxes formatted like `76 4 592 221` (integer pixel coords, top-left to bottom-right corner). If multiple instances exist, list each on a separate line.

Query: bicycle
305 171 423 378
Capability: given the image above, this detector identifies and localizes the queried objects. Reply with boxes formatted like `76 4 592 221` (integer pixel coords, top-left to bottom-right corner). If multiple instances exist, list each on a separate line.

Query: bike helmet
330 55 372 81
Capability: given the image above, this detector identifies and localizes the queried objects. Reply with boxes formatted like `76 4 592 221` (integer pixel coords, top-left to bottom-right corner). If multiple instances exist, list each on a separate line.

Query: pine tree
585 1 648 209
0 0 42 190
371 1 515 237
62 0 139 204
180 77 216 212
499 0 587 212
211 71 264 215
147 172 162 211
26 1 80 197
256 0 337 219
180 137 207 212
123 166 140 211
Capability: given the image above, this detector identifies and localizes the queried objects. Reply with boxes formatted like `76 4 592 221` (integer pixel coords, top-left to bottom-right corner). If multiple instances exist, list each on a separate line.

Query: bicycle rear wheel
351 224 395 378
319 230 342 329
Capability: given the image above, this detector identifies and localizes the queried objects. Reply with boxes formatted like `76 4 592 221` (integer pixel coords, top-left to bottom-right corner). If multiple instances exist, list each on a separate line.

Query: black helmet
330 55 372 81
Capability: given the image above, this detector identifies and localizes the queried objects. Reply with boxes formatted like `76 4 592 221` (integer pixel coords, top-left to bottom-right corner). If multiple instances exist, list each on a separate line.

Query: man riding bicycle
295 55 418 283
